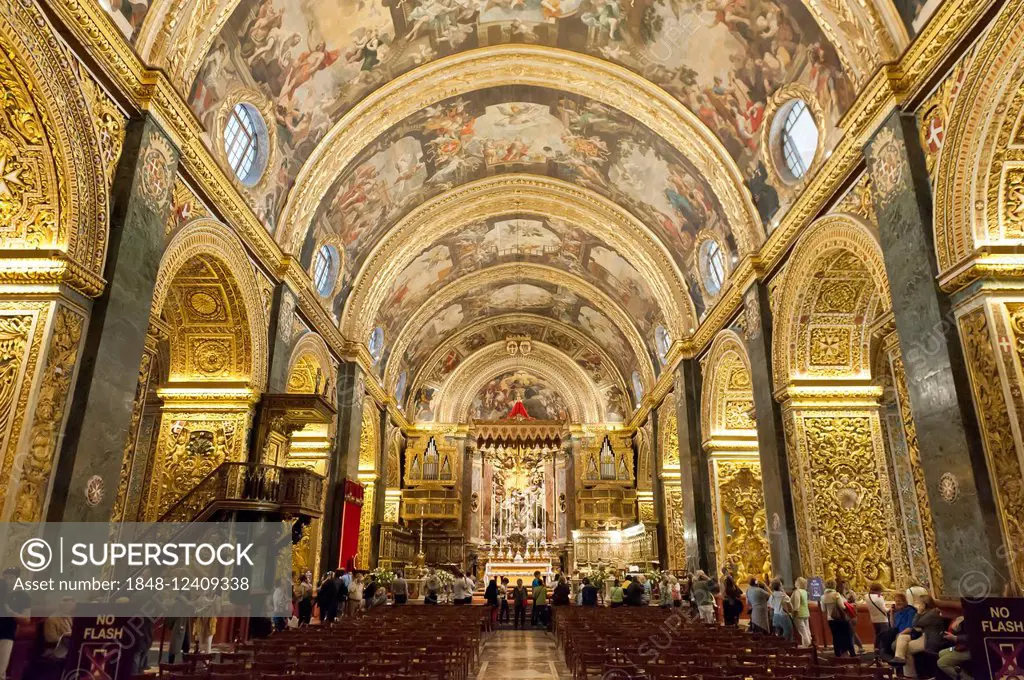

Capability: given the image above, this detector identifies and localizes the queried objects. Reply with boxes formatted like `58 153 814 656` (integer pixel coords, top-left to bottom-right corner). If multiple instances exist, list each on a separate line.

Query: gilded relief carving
0 48 59 250
714 460 771 586
962 307 1024 588
663 485 686 570
11 306 84 522
809 327 852 366
112 346 155 523
800 415 895 590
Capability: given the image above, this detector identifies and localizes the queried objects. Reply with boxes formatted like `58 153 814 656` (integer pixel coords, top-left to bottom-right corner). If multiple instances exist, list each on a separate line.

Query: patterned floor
476 629 572 679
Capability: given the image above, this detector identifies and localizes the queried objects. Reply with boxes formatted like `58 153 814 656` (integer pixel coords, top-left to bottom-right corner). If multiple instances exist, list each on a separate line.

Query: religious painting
400 278 637 388
576 352 607 382
100 0 150 39
603 384 630 423
377 213 665 358
894 0 945 36
471 370 569 421
413 386 438 421
307 88 731 314
193 0 852 234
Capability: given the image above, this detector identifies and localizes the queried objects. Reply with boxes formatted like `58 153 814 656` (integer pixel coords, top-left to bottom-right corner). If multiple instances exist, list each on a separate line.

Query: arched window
368 326 385 363
700 238 726 296
655 326 671 365
631 371 645 406
312 244 337 296
780 99 818 181
223 103 266 185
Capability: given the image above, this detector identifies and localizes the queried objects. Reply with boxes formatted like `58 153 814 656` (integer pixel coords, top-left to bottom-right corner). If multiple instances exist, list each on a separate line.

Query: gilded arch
152 220 269 391
0 0 111 278
404 312 629 411
700 330 757 441
435 343 604 424
385 262 656 391
344 174 694 341
287 332 335 399
276 45 763 257
933 0 1024 278
771 214 890 388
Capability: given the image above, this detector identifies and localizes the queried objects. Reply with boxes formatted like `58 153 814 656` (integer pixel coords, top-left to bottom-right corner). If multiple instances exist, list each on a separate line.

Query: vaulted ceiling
113 0 920 424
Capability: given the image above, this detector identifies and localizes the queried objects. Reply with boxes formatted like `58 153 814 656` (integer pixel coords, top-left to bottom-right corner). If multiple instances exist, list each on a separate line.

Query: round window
223 103 268 186
368 327 385 363
700 238 727 297
778 99 818 181
312 244 338 297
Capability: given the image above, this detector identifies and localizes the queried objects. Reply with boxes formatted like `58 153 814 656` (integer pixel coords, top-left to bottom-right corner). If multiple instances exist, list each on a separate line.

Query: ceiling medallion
938 472 960 503
505 334 532 356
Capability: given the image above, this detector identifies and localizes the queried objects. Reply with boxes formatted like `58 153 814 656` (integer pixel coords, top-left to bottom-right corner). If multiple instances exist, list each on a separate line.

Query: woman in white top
768 579 793 641
347 574 363 617
868 582 891 638
452 573 471 604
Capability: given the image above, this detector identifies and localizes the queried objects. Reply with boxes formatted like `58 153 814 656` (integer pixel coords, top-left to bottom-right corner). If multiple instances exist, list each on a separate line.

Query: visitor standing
452 571 469 605
722 575 744 626
532 579 549 628
485 578 500 624
296 572 313 626
625 576 645 606
499 578 510 622
272 577 291 631
821 580 856 657
392 571 409 605
363 574 379 610
868 582 891 642
316 571 338 623
791 577 812 647
347 573 363 617
581 578 599 607
552 577 571 606
513 579 528 628
610 579 625 608
745 578 771 634
693 571 716 623
768 579 794 641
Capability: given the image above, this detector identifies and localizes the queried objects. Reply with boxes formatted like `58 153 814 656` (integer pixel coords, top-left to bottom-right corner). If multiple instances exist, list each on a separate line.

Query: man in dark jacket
581 578 599 607
316 571 339 623
551 577 571 606
625 576 645 606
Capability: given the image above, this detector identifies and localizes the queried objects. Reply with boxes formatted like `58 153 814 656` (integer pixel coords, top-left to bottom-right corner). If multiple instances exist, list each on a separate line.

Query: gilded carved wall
658 394 686 570
356 401 381 570
959 304 1024 589
710 458 771 585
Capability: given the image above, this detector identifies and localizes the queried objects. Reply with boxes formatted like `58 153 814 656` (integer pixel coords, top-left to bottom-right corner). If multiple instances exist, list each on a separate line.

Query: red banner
338 479 363 571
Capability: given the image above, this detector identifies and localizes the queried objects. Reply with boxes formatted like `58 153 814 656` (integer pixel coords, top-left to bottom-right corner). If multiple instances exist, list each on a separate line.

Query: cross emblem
998 335 1013 354
926 115 945 153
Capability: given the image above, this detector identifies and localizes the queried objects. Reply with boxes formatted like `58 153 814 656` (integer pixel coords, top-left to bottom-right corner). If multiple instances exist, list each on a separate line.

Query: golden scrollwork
11 305 84 523
701 330 757 438
961 307 1024 588
659 394 680 472
796 414 895 590
713 459 771 586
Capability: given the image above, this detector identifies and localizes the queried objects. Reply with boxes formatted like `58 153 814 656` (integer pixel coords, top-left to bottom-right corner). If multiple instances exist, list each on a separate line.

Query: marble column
47 115 179 522
674 359 715 572
743 283 801 584
865 110 1007 596
320 360 366 569
650 412 670 569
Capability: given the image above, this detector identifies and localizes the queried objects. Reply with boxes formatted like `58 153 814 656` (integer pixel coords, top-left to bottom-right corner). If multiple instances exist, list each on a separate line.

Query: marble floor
475 629 572 679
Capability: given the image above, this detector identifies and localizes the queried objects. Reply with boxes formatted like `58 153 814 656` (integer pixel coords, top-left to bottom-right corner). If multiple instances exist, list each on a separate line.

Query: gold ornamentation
663 485 686 570
112 345 155 523
0 47 59 251
659 394 680 471
77 67 125 187
937 472 960 503
867 126 904 209
713 459 771 586
809 327 852 366
278 46 763 260
11 306 84 522
84 475 104 507
961 307 1024 588
701 331 757 438
1002 166 1024 238
834 175 876 226
799 415 894 590
139 130 176 213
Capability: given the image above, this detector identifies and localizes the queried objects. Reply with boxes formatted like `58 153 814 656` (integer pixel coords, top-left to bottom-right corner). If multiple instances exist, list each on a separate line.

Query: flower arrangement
371 567 396 588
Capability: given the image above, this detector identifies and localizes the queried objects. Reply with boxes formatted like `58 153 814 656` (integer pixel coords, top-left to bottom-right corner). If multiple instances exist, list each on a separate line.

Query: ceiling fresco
470 369 570 421
188 0 853 231
375 215 667 351
306 87 731 318
397 274 641 382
